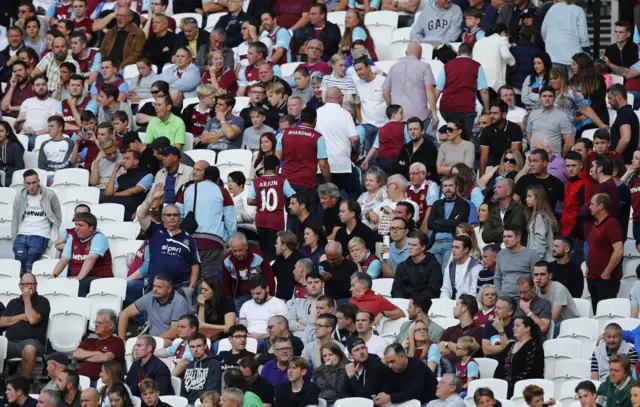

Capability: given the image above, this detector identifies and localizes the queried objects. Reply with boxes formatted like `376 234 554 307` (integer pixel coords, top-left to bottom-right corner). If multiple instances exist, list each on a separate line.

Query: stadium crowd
2 0 640 406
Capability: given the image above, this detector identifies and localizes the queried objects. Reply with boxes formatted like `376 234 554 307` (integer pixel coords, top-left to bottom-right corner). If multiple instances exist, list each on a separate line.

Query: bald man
176 160 210 204
382 42 437 130
80 388 100 407
318 241 359 301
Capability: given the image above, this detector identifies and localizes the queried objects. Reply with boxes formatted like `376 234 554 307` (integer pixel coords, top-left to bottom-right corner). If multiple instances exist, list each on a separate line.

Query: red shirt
349 290 397 317
587 215 623 280
301 60 332 76
73 17 94 39
281 126 323 189
273 0 313 28
2 80 35 117
78 335 126 380
473 308 495 326
293 283 307 299
202 66 238 96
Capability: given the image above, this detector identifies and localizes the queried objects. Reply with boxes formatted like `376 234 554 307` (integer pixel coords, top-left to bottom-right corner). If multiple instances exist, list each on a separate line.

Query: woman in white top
320 53 357 114
127 57 158 103
357 166 387 229
475 203 490 251
227 171 257 240
524 185 557 262
436 120 475 175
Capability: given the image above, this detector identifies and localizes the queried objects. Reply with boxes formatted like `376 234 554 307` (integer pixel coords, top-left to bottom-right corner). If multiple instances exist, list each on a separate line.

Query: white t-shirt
234 38 273 72
354 74 388 128
507 106 527 125
315 103 357 174
18 194 51 238
239 296 289 334
20 97 58 133
365 334 389 358
42 138 72 171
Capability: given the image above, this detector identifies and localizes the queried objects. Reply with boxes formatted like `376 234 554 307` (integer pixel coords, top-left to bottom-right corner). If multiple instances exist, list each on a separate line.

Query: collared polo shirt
587 216 623 280
144 113 187 149
388 238 409 271
350 290 398 317
134 290 190 336
146 221 200 284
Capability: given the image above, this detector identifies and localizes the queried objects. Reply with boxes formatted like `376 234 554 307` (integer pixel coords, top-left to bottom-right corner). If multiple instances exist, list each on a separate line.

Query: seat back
184 150 217 165
0 259 21 281
87 278 127 331
573 298 592 318
334 398 374 407
48 297 91 352
159 396 188 407
39 278 80 309
31 259 59 282
429 298 455 318
380 317 409 341
112 240 145 280
92 203 126 225
474 358 499 379
371 278 393 297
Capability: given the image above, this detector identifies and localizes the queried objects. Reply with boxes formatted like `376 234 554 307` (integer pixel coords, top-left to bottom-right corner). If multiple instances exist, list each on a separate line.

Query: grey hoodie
494 247 540 299
182 354 221 404
410 2 463 45
12 186 62 246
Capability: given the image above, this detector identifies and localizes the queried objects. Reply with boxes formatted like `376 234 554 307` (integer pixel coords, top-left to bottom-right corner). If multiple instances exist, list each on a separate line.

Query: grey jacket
12 186 62 246
526 213 555 262
152 164 193 200
312 359 349 403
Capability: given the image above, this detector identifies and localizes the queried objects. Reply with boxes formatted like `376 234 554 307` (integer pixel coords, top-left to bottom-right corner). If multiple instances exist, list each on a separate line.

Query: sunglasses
503 157 517 164
446 127 458 133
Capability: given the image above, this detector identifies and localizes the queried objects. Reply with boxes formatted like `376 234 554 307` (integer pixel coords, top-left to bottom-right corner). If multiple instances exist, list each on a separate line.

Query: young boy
586 129 625 172
111 110 134 152
90 57 129 102
274 357 319 407
181 84 216 141
292 66 313 105
247 155 296 261
463 8 485 46
361 105 408 175
266 82 288 122
243 106 275 151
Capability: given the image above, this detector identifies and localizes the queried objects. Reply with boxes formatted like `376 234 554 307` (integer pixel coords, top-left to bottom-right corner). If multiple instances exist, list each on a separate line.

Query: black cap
121 132 142 149
347 337 366 353
149 136 171 150
46 352 70 366
161 146 181 158
520 8 536 18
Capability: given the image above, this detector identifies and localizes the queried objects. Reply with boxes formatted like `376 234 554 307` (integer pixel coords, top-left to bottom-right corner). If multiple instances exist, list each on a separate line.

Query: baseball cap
161 146 181 158
149 136 171 150
121 132 142 149
347 337 366 354
520 8 536 18
46 352 70 366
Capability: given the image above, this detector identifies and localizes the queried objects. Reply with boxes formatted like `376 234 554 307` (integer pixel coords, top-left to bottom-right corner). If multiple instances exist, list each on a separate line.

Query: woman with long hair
126 57 158 103
570 53 609 135
320 54 357 113
312 342 349 404
524 185 558 261
99 361 132 407
522 53 552 107
357 166 387 229
456 223 482 259
477 149 524 194
0 121 24 187
249 132 277 180
196 276 236 339
623 150 640 256
474 284 498 326
228 171 257 240
300 225 328 265
450 163 483 208
495 316 545 398
548 67 608 132
475 204 490 250
339 10 377 61
437 120 475 174
203 49 238 96
107 384 135 407
402 319 441 375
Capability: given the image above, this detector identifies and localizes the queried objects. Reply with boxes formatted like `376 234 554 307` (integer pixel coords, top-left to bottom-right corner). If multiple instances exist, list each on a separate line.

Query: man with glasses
73 309 125 384
256 315 303 365
479 100 523 176
301 39 331 76
0 273 51 378
514 274 552 334
407 162 440 230
425 373 464 407
239 83 270 129
260 337 310 390
175 18 210 62
216 325 255 374
141 0 175 37
16 2 49 39
380 217 411 276
301 313 344 367
238 357 274 406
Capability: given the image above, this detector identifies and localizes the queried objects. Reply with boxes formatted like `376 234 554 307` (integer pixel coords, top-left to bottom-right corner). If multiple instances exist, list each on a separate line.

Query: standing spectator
441 235 483 300
1 61 35 118
74 309 125 383
272 232 306 301
494 226 540 299
438 294 484 368
125 336 172 397
527 88 574 158
524 185 557 262
392 230 443 298
12 169 61 272
239 275 289 340
482 179 527 245
591 323 638 381
51 212 113 297
98 7 144 70
154 147 193 205
0 274 50 378
294 4 341 61
410 0 463 44
608 84 640 164
541 0 588 72
604 21 638 72
586 193 624 311
354 56 387 157
479 101 522 176
435 43 490 134
549 237 585 298
393 118 438 180
560 152 591 261
0 121 25 186
514 149 565 209
473 24 515 94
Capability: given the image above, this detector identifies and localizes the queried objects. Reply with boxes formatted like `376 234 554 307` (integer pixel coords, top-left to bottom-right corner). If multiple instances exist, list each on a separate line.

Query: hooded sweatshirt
0 140 25 187
182 355 221 404
409 1 463 45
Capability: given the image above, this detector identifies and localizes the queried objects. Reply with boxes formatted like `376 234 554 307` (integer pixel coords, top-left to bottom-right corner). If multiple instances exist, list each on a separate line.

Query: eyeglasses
446 127 459 133
19 282 37 287
503 157 517 164
275 347 292 352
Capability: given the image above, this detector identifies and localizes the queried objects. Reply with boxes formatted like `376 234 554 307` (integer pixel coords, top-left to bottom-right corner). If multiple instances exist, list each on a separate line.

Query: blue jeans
356 123 380 163
234 295 252 313
571 240 585 267
429 239 452 272
440 111 476 136
13 234 48 273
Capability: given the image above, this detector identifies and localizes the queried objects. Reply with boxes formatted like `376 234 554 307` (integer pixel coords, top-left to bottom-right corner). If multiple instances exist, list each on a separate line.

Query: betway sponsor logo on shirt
25 210 45 217
72 254 90 261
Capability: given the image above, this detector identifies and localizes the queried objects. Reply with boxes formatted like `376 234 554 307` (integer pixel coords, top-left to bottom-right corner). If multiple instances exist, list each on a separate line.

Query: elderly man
125 335 173 396
482 296 517 358
256 315 304 365
596 355 634 407
366 174 420 233
300 39 332 76
426 373 466 407
406 162 440 230
318 241 359 301
592 323 638 381
514 274 552 335
43 352 70 391
350 272 405 324
527 87 573 158
195 28 235 73
74 309 125 382
80 388 100 407
40 389 62 407
142 14 176 71
98 7 144 69
383 42 438 130
479 100 523 175
482 178 527 245
317 183 342 240
30 36 80 94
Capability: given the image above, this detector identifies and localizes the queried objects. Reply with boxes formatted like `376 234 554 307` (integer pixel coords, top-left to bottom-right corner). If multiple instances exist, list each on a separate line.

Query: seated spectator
336 200 379 256
142 14 175 71
159 47 200 107
392 231 443 299
106 383 134 407
533 261 579 336
402 319 441 374
302 313 344 367
319 241 359 301
287 269 324 334
256 315 304 366
98 360 132 407
378 343 438 406
1 61 35 118
482 296 516 360
299 39 332 77
597 355 634 407
495 316 545 398
241 107 274 151
182 84 216 142
473 388 501 407
139 380 172 407
332 303 359 346
291 67 313 104
118 275 190 344
6 376 38 407
428 373 467 407
274 357 319 407
239 275 289 340
380 217 411 276
438 294 483 370
441 236 483 300
591 323 638 381
227 172 257 241
474 285 498 326
74 309 125 383
195 277 236 340
397 294 445 346
38 116 74 177
98 7 144 70
103 150 151 218
350 272 404 322
294 4 341 61
312 342 349 403
57 74 98 136
410 0 462 44
154 314 198 374
356 310 388 358
80 388 101 407
220 370 264 407
201 94 245 151
514 274 552 336
43 352 70 392
216 324 255 373
317 184 342 240
357 167 387 229
366 175 420 230
0 26 27 83
142 95 186 150
91 57 128 102
90 135 123 189
494 227 540 299
31 36 80 95
261 337 310 389
56 369 82 407
124 336 172 397
344 337 387 397
238 357 274 406
15 76 57 150
339 11 377 62
51 213 112 297
182 332 221 404
271 232 306 301
126 58 158 104
97 84 133 126
348 237 382 278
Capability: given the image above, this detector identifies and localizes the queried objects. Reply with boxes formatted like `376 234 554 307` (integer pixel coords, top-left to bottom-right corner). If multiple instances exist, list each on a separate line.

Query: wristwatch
394 1 399 7
498 331 505 336
527 311 533 317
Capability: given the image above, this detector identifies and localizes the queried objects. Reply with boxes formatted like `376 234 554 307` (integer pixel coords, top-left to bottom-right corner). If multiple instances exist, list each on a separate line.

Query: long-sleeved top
0 140 25 187
541 1 589 65
472 34 515 92
344 354 388 398
99 22 145 69
125 356 173 397
312 360 349 403
495 339 545 398
526 213 555 262
232 188 256 235
392 253 443 299
158 63 201 99
482 200 527 245
181 355 221 404
274 381 319 407
494 247 540 299
12 186 61 245
382 357 438 404
410 2 463 44
521 75 546 108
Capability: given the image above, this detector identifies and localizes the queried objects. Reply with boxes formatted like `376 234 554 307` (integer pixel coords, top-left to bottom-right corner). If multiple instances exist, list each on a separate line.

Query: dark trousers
286 185 318 232
258 227 278 262
79 276 103 298
587 278 621 314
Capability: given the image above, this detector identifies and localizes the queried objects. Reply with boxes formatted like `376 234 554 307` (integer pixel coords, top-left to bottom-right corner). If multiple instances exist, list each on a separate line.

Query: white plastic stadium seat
280 62 302 78
51 169 90 195
205 12 226 31
99 222 140 247
581 129 596 141
216 149 253 181
231 97 250 116
543 338 582 379
171 377 181 398
420 43 434 60
431 317 459 330
0 285 21 309
608 317 640 331
380 317 409 341
59 187 100 224
558 318 599 359
0 188 17 207
39 278 80 309
573 298 592 318
388 298 409 313
16 134 28 151
112 240 145 280
551 359 591 398
389 400 420 407
160 396 188 407
0 336 7 373
327 11 346 32
595 298 631 332
0 259 21 281
475 357 499 379
429 298 455 318
334 398 374 407
0 205 11 237
390 27 411 60
184 150 217 165
23 151 38 170
374 60 397 75
123 64 140 81
32 259 59 281
181 98 200 113
87 278 127 331
365 11 398 60
33 134 52 152
48 297 91 352
92 203 126 225
138 98 154 112
132 396 141 407
465 379 508 400
79 375 91 391
173 13 202 33
11 169 47 191
371 278 393 297
511 379 554 407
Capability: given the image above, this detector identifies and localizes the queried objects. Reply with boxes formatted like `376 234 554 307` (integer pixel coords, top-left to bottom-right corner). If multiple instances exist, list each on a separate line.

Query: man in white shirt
356 309 388 358
365 174 420 232
239 274 291 339
38 116 74 177
353 56 388 163
315 87 362 199
15 76 57 150
499 85 527 128
441 236 483 299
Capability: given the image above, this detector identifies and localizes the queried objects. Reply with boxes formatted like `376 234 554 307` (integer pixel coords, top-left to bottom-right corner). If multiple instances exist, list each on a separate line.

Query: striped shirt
591 341 638 381
320 73 357 95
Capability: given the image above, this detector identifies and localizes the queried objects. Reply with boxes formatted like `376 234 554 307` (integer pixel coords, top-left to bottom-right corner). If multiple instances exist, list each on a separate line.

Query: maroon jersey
463 29 482 46
281 126 322 189
53 2 73 20
407 180 436 226
188 106 213 136
202 66 238 96
94 78 124 95
69 231 113 278
253 174 287 231
127 240 148 277
74 48 98 75
73 17 94 39
60 96 91 135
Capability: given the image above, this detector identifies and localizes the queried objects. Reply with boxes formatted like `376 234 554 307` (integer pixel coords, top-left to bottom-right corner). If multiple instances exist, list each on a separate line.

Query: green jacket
482 200 527 245
597 376 634 407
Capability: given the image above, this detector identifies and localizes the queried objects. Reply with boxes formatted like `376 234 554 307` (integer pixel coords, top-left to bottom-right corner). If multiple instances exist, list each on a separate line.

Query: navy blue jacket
0 44 25 83
125 356 173 397
510 41 539 88
214 11 248 48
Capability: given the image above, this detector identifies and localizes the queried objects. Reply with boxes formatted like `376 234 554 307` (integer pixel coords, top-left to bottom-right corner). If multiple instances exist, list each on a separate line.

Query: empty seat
280 62 302 78
216 149 253 181
558 318 599 359
0 188 17 207
51 168 90 191
79 375 91 391
551 359 591 398
184 150 217 165
48 297 91 352
171 377 181 398
92 203 126 225
388 298 409 313
475 357 499 379
0 259 21 281
374 60 398 75
112 240 145 280
231 97 250 116
159 396 188 407
390 27 412 60
372 278 393 297
429 298 456 318
543 338 582 379
380 317 409 341
99 222 140 247
39 278 80 309
607 317 640 331
595 298 631 332
205 12 227 31
31 259 59 281
87 278 127 331
573 298 592 318
0 285 21 308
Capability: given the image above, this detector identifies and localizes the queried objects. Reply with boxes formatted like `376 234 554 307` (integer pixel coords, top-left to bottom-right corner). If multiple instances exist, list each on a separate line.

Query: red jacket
560 173 592 239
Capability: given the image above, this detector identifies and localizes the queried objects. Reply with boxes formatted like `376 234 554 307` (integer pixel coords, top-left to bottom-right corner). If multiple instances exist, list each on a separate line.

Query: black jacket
125 356 173 396
274 381 319 407
175 28 210 54
0 44 25 82
344 354 388 398
0 139 25 187
391 252 443 299
214 11 248 48
383 357 438 404
427 197 471 235
605 40 639 68
294 22 342 61
334 220 380 256
393 137 439 183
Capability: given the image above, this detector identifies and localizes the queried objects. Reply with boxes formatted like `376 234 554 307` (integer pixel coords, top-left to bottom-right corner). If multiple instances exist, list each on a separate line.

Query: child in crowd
361 105 407 175
595 58 614 89
111 111 131 152
292 67 313 105
274 357 319 407
455 335 481 396
308 76 324 110
243 106 275 151
438 125 449 146
181 84 216 143
462 8 485 46
199 391 221 407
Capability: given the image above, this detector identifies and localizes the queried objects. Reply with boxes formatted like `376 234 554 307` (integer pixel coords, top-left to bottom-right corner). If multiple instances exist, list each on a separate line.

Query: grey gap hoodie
181 354 221 404
410 2 463 45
